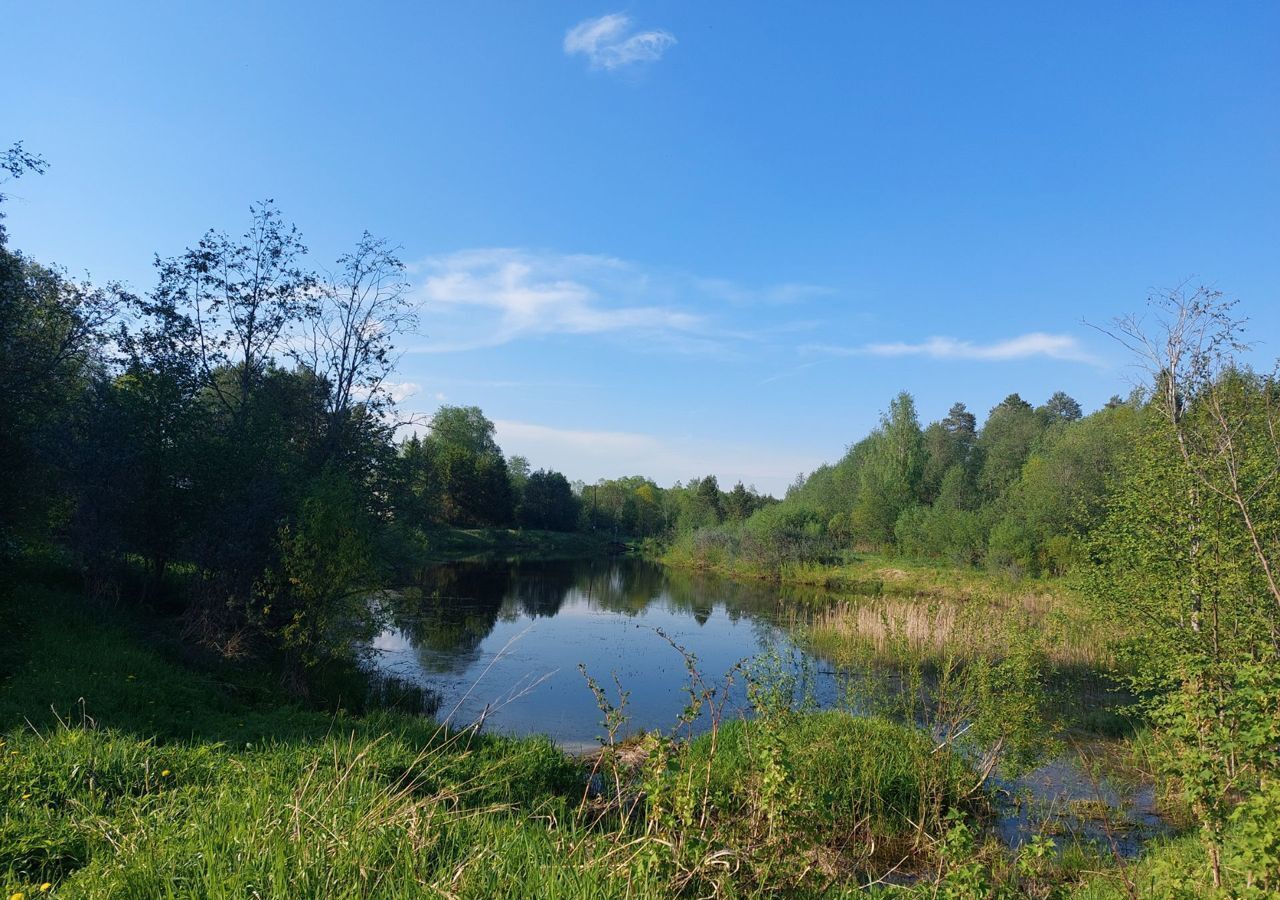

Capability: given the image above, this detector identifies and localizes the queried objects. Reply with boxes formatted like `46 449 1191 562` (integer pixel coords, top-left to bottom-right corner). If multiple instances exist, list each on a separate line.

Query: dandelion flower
40 886 52 894
12 892 26 900
161 769 171 777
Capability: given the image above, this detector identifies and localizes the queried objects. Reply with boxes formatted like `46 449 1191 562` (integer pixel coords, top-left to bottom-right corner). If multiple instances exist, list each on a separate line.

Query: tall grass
1 580 990 898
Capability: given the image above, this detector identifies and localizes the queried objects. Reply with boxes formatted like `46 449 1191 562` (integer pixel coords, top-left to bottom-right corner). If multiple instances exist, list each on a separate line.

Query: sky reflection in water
369 557 837 750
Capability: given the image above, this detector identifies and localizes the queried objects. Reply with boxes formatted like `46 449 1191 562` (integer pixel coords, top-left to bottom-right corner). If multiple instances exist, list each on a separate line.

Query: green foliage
0 246 121 555
579 475 669 536
398 406 516 528
849 392 924 545
687 713 971 839
929 809 993 898
620 699 974 893
517 469 579 531
718 387 1110 575
1086 291 1280 892
1227 780 1280 896
977 393 1042 501
256 468 380 667
2 579 1007 899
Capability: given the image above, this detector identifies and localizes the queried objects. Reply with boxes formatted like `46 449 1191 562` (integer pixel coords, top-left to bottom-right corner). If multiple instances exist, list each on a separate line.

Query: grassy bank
793 560 1109 670
662 549 1112 669
2 575 996 898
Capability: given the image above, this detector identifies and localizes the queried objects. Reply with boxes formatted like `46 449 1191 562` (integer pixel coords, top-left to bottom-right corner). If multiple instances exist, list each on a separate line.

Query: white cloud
564 13 675 70
803 332 1101 365
493 419 820 498
381 381 421 403
409 248 816 356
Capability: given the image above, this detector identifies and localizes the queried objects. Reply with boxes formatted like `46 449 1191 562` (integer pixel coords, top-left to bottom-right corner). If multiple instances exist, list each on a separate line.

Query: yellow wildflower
161 769 171 777
40 886 52 894
12 892 26 900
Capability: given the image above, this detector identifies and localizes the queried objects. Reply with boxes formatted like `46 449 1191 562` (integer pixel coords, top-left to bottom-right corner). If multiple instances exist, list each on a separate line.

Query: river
369 557 839 751
367 555 1169 855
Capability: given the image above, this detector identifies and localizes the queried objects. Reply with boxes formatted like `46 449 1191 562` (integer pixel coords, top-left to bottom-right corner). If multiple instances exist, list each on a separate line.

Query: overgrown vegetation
3 577 1001 898
655 290 1280 893
5 141 1279 894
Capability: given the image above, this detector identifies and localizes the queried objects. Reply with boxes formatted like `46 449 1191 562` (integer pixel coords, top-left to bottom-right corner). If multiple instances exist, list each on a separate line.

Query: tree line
666 384 1143 577
0 143 777 677
5 142 1280 887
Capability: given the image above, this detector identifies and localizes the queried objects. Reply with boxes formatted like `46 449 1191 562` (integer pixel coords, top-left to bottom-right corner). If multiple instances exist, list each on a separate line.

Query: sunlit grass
772 556 1112 670
0 580 980 897
1 574 1194 897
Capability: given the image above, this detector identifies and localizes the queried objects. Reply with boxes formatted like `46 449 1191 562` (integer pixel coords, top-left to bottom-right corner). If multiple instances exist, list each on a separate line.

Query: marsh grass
801 592 1107 671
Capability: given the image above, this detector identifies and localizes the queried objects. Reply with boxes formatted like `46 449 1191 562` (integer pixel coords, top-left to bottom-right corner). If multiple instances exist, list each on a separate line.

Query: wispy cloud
803 332 1101 365
693 278 831 307
564 13 675 70
410 248 820 356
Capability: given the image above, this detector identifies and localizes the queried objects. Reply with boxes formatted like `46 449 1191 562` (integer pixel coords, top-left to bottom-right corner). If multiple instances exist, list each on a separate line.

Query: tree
257 467 380 678
427 405 501 456
1 141 47 245
0 250 122 551
976 393 1042 500
518 469 579 531
1037 390 1082 424
850 392 923 545
410 406 515 527
676 475 724 532
1091 286 1280 889
723 482 760 522
508 455 531 492
148 200 312 421
293 233 413 459
920 402 978 503
992 403 1136 575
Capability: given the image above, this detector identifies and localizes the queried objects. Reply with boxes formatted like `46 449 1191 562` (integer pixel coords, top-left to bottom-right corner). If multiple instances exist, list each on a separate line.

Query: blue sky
6 2 1278 494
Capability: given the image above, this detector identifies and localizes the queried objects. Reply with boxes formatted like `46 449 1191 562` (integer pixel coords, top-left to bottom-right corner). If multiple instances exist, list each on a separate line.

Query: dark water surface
369 557 837 751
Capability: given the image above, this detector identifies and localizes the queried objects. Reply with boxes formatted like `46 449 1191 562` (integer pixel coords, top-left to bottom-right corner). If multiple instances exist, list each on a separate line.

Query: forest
4 142 1280 897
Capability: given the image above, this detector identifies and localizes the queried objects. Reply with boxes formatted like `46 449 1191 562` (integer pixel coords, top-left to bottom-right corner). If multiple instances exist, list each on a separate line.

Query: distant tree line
669 386 1142 577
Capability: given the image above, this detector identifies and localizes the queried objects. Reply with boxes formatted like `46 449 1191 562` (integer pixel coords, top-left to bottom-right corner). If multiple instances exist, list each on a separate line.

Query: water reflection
367 556 1170 858
370 558 824 749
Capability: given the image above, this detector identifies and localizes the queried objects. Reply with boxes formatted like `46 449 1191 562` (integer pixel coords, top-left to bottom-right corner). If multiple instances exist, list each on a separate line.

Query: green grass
0 578 985 898
1 584 626 898
687 712 974 837
2 573 1213 897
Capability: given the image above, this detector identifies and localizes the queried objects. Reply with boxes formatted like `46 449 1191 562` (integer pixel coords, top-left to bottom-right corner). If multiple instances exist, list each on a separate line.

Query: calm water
369 557 839 751
367 555 1170 854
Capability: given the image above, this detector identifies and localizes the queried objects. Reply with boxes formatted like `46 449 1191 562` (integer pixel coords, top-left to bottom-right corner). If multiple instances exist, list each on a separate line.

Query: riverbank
0 574 997 897
660 550 1112 666
653 550 1215 885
